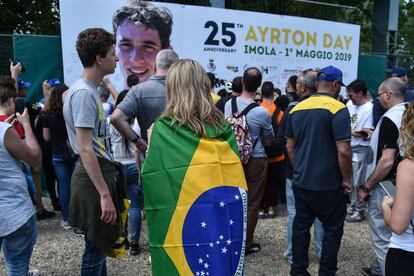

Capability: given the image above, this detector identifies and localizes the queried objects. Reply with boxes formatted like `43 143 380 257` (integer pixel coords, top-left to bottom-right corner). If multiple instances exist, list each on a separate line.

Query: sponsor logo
226 65 239 72
207 59 216 72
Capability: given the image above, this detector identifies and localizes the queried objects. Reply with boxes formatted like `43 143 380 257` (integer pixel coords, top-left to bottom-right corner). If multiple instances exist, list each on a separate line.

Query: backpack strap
239 102 258 117
232 98 258 118
231 97 238 114
271 107 282 124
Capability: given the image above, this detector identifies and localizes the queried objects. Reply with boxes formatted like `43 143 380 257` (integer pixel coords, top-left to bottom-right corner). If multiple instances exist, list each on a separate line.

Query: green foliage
397 0 414 71
0 0 60 35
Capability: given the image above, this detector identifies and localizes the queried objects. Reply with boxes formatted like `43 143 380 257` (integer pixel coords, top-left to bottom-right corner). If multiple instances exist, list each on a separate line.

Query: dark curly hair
76 28 116 68
0 75 17 105
112 1 173 49
49 84 69 113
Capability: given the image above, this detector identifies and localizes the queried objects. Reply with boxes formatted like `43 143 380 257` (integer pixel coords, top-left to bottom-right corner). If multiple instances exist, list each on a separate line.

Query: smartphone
379 182 396 198
15 97 25 114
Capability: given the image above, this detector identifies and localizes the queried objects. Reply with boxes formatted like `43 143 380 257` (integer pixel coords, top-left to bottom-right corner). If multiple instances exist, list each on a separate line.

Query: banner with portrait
60 0 360 92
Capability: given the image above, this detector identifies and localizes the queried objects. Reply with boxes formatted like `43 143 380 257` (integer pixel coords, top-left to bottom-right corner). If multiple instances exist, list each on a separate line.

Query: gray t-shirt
117 75 166 141
224 97 273 158
63 78 112 161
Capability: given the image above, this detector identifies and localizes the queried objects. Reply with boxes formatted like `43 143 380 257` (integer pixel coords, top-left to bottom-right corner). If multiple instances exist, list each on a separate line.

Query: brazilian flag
142 117 248 276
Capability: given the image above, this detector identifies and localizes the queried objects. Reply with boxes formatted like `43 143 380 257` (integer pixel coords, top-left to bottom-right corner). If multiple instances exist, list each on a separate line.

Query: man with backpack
258 81 286 218
224 67 274 255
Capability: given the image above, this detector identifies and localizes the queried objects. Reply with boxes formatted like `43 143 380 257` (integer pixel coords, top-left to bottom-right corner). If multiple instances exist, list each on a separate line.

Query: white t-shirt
389 210 414 252
346 101 373 147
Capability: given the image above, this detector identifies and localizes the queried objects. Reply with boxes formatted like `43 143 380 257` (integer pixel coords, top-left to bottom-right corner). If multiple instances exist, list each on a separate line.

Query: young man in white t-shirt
346 80 374 222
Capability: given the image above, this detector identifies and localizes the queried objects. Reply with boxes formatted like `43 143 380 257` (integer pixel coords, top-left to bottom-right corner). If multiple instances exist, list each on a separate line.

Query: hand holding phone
14 97 25 114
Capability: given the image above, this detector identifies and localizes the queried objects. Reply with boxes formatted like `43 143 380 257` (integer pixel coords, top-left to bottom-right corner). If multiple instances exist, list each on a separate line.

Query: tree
397 0 414 72
0 0 60 35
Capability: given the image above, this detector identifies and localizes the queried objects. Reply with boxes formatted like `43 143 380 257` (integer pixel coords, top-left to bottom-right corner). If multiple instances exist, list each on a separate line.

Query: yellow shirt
210 92 220 105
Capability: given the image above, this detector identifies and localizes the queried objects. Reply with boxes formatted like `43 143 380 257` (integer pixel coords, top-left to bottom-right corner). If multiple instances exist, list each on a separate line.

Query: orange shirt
260 99 285 163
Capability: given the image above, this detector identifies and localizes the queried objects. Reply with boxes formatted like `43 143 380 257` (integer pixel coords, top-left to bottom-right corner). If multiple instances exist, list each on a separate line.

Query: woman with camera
0 75 41 275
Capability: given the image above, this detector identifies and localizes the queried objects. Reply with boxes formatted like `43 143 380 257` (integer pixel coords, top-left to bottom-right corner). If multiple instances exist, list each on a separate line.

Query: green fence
0 34 14 75
357 54 388 97
13 35 64 103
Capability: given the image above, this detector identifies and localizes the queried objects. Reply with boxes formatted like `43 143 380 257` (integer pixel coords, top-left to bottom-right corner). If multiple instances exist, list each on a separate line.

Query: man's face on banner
116 20 163 83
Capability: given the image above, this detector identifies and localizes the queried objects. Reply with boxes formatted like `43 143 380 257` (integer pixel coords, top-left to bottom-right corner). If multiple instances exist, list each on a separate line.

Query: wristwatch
360 185 370 194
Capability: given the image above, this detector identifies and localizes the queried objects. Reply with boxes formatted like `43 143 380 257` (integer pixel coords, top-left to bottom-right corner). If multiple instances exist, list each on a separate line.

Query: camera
11 60 26 72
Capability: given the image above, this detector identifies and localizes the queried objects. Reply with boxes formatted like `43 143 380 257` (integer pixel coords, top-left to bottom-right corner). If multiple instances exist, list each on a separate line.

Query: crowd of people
1 1 414 276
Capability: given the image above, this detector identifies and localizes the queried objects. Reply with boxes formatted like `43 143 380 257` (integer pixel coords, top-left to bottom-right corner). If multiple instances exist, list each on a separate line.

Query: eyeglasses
254 99 262 103
376 90 392 99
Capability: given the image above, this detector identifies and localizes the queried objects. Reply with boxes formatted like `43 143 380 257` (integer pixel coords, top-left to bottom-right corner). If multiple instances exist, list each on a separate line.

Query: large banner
60 1 360 92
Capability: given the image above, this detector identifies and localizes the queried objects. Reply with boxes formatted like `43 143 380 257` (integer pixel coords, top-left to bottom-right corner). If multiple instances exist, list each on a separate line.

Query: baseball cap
391 66 408 77
17 78 31 90
47 79 61 87
316 65 345 86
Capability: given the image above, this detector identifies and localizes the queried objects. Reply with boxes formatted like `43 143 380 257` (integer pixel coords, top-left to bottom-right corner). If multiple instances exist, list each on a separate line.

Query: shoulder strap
239 102 258 116
272 107 282 123
231 97 238 114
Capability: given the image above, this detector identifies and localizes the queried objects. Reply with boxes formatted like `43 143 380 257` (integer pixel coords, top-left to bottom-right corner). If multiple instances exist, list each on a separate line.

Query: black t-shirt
216 95 234 113
43 111 70 154
377 117 402 180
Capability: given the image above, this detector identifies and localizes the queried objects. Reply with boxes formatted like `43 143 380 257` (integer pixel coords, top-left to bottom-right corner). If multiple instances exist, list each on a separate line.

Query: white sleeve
133 118 141 136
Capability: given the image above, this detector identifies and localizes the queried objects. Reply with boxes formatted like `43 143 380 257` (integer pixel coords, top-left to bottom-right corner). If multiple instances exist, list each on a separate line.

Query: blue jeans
52 153 75 221
82 236 107 276
1 215 37 276
284 178 323 264
124 163 143 243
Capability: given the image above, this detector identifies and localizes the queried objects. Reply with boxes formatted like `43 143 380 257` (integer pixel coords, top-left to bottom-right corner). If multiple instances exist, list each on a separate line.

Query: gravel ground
1 199 373 275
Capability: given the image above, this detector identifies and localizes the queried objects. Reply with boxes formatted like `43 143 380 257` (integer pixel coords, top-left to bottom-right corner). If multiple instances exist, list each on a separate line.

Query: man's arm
110 108 147 151
359 117 399 201
336 141 353 194
76 127 116 224
102 77 119 106
10 61 22 93
286 138 295 166
358 148 396 202
365 148 395 190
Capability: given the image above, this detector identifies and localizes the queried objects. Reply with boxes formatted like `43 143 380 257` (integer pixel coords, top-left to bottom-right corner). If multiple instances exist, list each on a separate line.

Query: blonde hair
162 59 225 136
399 103 414 159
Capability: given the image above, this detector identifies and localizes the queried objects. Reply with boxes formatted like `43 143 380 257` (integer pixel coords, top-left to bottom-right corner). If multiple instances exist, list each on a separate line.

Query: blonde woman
382 102 414 275
142 59 247 275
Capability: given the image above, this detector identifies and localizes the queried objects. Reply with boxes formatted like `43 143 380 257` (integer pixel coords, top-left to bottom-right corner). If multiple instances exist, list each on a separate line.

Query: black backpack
271 107 282 138
264 107 284 158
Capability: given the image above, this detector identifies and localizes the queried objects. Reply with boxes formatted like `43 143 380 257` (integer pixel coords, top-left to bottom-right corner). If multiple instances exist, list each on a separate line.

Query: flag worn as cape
142 117 247 276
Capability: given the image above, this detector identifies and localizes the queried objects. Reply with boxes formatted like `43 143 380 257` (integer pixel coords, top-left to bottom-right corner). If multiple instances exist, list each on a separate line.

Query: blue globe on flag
182 186 247 276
